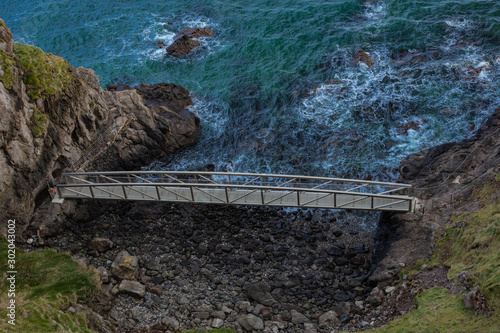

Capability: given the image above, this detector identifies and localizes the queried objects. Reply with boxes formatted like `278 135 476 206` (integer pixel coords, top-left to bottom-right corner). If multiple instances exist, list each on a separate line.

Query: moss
0 51 15 89
0 21 6 28
12 43 72 99
0 237 99 332
363 178 500 332
31 108 50 137
362 287 498 333
182 328 236 333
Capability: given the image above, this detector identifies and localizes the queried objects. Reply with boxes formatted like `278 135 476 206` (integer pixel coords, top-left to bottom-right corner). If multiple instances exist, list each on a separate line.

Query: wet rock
166 27 213 57
118 280 146 298
245 282 276 306
166 36 201 57
238 314 264 331
111 251 139 280
176 27 213 39
397 120 421 136
354 49 375 68
318 310 339 325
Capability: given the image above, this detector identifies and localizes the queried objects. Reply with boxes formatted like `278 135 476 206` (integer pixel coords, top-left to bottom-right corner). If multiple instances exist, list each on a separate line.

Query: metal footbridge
54 171 414 212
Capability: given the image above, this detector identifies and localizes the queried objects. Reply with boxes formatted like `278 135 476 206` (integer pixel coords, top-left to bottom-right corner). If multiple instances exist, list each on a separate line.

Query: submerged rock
353 49 374 68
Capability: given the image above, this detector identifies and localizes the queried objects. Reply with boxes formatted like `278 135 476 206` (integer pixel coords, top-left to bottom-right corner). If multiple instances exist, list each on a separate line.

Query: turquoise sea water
3 0 500 179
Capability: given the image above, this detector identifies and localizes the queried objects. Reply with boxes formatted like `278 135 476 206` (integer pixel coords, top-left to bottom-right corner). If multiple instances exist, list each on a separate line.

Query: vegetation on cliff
364 176 500 332
12 43 71 99
0 237 99 332
0 51 15 89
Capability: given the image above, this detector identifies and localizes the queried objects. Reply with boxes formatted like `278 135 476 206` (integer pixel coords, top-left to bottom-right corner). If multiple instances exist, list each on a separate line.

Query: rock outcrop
165 27 213 57
0 19 200 238
371 106 500 285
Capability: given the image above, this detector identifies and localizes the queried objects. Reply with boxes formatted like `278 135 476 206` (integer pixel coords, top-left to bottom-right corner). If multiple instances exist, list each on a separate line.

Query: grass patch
31 107 50 137
12 43 72 99
0 51 16 89
182 328 236 333
0 237 99 332
363 178 500 332
363 287 498 333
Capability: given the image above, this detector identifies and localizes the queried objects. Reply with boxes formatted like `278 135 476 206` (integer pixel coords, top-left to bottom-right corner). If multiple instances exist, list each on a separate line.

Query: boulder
290 309 309 324
238 314 264 331
89 237 114 252
176 27 213 39
463 287 488 315
161 316 180 330
166 27 213 57
118 280 145 298
166 35 201 57
111 251 139 280
245 282 276 306
318 310 339 325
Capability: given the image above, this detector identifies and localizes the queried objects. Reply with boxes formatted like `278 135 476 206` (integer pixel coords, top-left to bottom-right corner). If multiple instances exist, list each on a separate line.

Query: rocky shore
31 200 389 332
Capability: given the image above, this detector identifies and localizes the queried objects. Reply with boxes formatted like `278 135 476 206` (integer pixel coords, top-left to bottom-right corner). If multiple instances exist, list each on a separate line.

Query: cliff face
0 19 200 237
370 106 500 285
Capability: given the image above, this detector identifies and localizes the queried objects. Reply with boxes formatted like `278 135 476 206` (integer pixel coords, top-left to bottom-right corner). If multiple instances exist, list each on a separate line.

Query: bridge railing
56 171 414 211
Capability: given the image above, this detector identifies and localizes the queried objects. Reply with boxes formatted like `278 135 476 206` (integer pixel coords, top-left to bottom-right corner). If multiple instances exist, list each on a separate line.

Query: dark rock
397 120 421 136
89 237 114 252
339 314 350 324
166 27 213 57
327 246 344 256
245 283 276 306
333 292 350 302
335 257 349 266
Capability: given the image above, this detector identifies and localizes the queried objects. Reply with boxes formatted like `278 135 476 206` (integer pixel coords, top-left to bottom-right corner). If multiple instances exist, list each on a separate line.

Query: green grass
31 107 50 137
363 287 498 333
362 177 500 333
182 328 236 333
0 237 99 332
0 51 16 90
12 43 72 99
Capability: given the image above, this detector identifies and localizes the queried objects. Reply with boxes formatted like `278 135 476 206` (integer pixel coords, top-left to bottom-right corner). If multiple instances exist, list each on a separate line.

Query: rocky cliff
0 19 200 238
370 106 500 285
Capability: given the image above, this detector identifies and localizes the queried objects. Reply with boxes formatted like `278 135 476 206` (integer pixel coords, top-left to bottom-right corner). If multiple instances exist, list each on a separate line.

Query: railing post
334 192 337 207
155 185 161 201
261 189 265 205
89 185 95 198
297 190 300 206
122 185 128 199
190 186 195 202
371 195 374 209
225 186 229 203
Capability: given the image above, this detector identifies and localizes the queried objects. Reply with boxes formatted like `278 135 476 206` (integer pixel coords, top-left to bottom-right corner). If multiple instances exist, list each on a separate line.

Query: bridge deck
55 171 414 212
